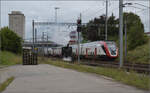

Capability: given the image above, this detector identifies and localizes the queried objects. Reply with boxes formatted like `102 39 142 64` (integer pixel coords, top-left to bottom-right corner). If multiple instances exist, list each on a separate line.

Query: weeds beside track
48 56 150 74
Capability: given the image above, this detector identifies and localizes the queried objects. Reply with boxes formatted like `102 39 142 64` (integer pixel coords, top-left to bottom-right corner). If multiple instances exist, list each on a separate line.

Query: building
9 11 25 39
145 32 150 37
69 31 77 44
69 31 82 45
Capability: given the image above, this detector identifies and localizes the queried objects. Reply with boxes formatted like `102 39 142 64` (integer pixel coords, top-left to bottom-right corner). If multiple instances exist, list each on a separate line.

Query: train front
101 41 118 59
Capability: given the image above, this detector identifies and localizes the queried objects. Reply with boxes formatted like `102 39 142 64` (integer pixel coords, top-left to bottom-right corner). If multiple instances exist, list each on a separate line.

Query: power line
82 7 106 21
82 1 114 22
62 1 106 23
134 3 150 9
63 5 104 23
127 6 145 10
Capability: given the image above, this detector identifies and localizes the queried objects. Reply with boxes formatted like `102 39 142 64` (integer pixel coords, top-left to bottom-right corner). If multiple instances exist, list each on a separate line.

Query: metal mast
32 20 35 50
119 0 124 68
105 0 108 40
77 13 82 63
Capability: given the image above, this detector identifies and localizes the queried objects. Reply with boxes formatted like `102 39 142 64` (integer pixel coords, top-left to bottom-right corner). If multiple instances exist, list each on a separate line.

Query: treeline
81 12 148 50
0 27 22 54
82 13 119 41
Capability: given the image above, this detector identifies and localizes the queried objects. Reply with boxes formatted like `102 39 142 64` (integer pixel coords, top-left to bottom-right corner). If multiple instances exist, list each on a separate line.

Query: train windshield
106 42 117 55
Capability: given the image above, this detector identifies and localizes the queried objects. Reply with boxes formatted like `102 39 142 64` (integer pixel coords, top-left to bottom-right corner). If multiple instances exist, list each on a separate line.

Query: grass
114 37 150 64
0 51 22 66
0 77 14 92
126 41 150 64
40 58 150 90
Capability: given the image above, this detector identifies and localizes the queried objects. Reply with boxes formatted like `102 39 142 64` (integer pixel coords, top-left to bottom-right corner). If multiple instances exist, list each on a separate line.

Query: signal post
77 14 82 63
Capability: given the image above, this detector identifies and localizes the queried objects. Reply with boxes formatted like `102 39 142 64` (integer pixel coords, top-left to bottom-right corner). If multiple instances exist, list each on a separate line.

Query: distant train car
49 47 62 57
48 41 118 61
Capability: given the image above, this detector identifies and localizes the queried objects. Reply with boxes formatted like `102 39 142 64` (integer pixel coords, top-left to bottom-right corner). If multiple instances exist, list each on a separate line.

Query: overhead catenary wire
82 1 115 22
82 7 106 21
62 0 107 23
63 5 105 23
134 3 150 9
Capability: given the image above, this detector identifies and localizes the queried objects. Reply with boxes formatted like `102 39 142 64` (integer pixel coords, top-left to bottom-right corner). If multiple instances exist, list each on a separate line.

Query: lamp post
54 7 60 23
32 20 35 51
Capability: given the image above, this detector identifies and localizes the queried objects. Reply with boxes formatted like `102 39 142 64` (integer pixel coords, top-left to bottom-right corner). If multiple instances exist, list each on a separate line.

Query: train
48 41 118 61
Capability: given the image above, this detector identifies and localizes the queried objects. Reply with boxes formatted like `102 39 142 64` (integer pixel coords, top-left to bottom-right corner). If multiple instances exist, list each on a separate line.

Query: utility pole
35 28 37 43
42 32 45 57
119 0 124 68
149 0 150 33
105 0 108 40
124 20 127 62
47 34 48 57
32 20 35 51
78 29 80 63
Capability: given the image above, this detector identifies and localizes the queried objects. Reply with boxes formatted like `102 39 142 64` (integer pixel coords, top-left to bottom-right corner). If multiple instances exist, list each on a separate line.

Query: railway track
80 60 150 74
49 57 150 74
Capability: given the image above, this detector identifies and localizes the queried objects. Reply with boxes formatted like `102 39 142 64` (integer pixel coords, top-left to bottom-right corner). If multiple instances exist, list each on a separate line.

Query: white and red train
48 41 118 61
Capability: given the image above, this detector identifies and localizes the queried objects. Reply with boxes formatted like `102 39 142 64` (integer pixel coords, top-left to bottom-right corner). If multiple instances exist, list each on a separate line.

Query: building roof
9 11 24 16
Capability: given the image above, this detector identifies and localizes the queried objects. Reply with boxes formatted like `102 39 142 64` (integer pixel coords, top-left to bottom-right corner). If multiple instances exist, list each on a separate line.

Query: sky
1 0 150 45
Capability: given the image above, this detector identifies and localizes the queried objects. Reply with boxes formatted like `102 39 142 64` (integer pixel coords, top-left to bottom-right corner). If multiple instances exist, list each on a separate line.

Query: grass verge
0 51 21 66
0 77 14 92
126 41 150 64
114 37 150 64
40 58 150 90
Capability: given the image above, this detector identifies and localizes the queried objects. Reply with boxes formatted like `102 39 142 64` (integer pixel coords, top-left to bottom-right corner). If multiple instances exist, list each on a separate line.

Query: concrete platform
1 64 149 93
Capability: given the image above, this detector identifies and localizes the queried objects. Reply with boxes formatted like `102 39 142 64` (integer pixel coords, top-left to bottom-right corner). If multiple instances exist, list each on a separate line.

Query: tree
123 12 144 34
127 22 148 50
123 12 148 50
107 13 119 40
81 13 119 41
81 15 106 41
0 27 22 53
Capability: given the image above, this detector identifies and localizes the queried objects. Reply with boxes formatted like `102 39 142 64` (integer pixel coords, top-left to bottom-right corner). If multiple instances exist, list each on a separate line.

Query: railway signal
77 14 82 63
77 19 82 32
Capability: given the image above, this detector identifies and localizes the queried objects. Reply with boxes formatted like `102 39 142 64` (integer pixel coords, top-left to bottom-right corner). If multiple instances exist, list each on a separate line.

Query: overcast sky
1 0 150 45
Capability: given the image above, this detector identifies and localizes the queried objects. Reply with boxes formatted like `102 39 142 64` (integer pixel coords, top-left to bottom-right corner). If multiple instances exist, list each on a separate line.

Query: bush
128 23 148 50
0 27 22 53
127 40 150 64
